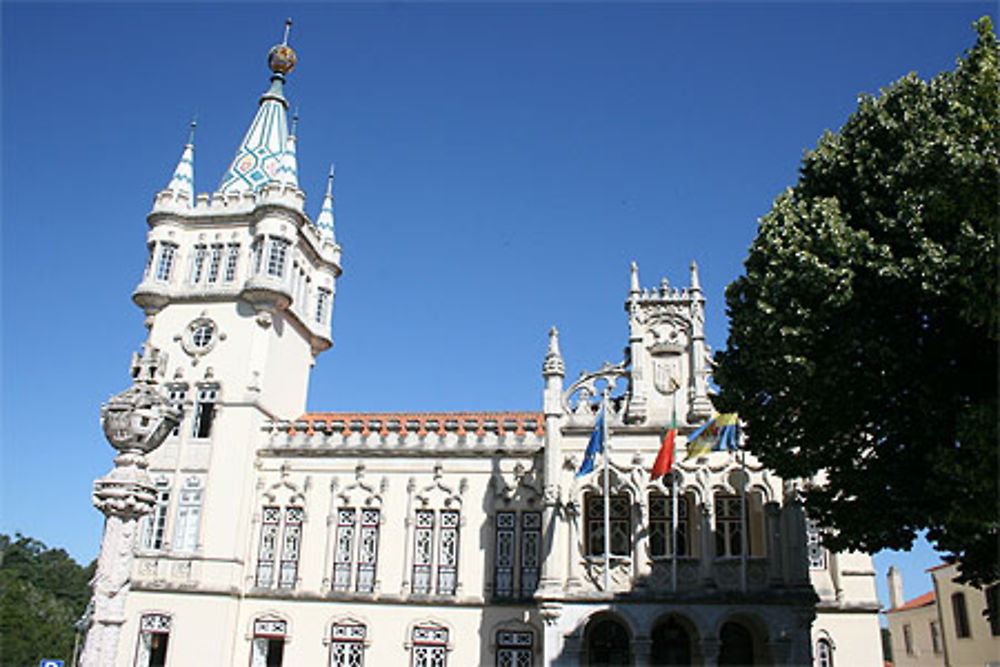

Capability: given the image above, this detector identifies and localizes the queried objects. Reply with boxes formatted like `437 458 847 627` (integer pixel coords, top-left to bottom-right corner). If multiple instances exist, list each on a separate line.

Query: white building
82 28 883 667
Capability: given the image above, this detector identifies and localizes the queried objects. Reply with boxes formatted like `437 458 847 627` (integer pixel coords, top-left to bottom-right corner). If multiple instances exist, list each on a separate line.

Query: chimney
887 566 904 609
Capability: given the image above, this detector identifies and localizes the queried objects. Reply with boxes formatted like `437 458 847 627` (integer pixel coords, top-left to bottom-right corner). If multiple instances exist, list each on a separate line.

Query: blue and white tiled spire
276 112 299 189
315 165 336 243
217 22 297 194
164 120 196 203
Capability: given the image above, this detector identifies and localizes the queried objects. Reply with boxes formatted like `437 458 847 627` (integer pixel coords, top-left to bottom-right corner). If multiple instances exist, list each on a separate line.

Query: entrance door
586 618 631 666
718 621 755 666
651 618 692 666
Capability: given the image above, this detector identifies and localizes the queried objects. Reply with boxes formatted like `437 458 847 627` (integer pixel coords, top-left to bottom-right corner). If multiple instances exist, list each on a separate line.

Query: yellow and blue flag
576 408 605 477
684 413 739 459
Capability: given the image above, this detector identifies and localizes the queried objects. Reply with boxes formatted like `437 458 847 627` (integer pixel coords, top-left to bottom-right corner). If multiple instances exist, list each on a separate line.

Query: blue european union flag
575 408 605 477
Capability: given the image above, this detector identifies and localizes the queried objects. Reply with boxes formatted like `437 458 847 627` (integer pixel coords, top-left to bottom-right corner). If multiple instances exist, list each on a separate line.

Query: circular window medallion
190 322 215 349
177 317 224 361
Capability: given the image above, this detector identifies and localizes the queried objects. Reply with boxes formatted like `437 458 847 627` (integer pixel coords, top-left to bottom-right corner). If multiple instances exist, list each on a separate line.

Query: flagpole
670 392 678 593
739 435 748 593
602 387 611 593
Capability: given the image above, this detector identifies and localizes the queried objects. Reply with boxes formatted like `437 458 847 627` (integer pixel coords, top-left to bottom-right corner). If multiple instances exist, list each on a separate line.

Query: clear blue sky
2 2 992 613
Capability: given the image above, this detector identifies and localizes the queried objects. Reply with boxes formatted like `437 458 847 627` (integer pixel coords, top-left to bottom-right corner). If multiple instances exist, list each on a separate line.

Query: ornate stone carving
81 343 181 667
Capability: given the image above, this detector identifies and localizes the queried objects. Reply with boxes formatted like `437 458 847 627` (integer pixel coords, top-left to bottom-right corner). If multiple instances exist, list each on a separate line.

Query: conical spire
315 165 336 243
164 120 196 203
217 20 297 193
276 111 299 188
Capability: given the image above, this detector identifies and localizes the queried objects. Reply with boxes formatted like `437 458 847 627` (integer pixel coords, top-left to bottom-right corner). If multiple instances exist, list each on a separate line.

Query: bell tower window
154 242 178 282
266 238 290 278
224 243 241 282
206 243 224 283
189 244 208 284
315 288 332 325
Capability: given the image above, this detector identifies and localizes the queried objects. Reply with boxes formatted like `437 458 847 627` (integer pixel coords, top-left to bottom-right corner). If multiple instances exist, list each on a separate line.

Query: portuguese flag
651 408 677 480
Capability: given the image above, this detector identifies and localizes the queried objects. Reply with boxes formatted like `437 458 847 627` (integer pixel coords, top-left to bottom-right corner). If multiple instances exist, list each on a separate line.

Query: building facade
885 564 1000 667
82 29 883 667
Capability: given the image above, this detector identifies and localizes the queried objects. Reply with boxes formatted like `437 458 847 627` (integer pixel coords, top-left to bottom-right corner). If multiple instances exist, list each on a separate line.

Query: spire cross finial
283 18 293 45
291 108 300 136
187 117 197 145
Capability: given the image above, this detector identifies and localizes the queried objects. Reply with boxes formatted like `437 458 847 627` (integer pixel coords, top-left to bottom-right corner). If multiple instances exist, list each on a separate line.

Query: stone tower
85 23 341 664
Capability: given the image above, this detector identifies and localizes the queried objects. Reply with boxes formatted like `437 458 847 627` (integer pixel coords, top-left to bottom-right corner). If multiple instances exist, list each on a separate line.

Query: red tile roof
885 591 936 614
295 411 546 437
926 562 952 573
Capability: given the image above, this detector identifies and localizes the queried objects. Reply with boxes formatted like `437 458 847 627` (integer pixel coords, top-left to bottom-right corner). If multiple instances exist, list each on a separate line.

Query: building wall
885 604 944 667
930 563 1000 667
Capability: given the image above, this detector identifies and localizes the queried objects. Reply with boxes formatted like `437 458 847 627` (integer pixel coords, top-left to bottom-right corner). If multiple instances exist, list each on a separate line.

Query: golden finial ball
268 44 297 74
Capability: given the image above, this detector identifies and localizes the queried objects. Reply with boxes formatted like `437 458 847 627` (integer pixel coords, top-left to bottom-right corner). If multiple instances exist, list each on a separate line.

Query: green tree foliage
0 534 95 666
715 18 999 585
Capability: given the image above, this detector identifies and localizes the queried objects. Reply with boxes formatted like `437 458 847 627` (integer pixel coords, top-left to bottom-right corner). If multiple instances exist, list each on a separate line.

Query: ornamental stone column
80 344 180 667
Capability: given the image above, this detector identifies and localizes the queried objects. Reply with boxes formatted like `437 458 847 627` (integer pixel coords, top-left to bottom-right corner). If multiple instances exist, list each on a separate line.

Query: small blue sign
40 661 64 667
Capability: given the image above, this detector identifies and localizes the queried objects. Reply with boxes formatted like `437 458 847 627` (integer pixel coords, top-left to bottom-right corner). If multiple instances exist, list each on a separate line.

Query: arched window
134 613 171 667
649 492 689 557
952 592 971 638
584 493 631 556
251 618 286 667
329 622 366 667
411 624 449 667
651 617 692 666
718 621 754 666
495 629 533 667
816 637 833 667
585 617 630 666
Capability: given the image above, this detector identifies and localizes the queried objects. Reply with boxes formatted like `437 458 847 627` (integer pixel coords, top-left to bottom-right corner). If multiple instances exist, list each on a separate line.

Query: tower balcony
240 273 293 315
132 279 171 313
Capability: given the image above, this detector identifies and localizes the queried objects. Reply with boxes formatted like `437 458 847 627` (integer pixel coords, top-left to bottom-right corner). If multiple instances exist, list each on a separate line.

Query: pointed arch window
816 638 833 667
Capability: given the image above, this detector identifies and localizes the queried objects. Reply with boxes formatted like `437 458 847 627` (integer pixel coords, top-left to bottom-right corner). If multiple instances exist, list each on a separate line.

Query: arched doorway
585 616 631 666
718 621 755 666
650 617 693 666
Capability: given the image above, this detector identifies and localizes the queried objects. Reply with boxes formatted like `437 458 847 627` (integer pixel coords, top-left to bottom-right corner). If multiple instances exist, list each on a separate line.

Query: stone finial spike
548 327 561 356
542 326 565 378
690 260 701 291
290 108 299 137
187 117 197 145
630 261 640 295
282 18 293 45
